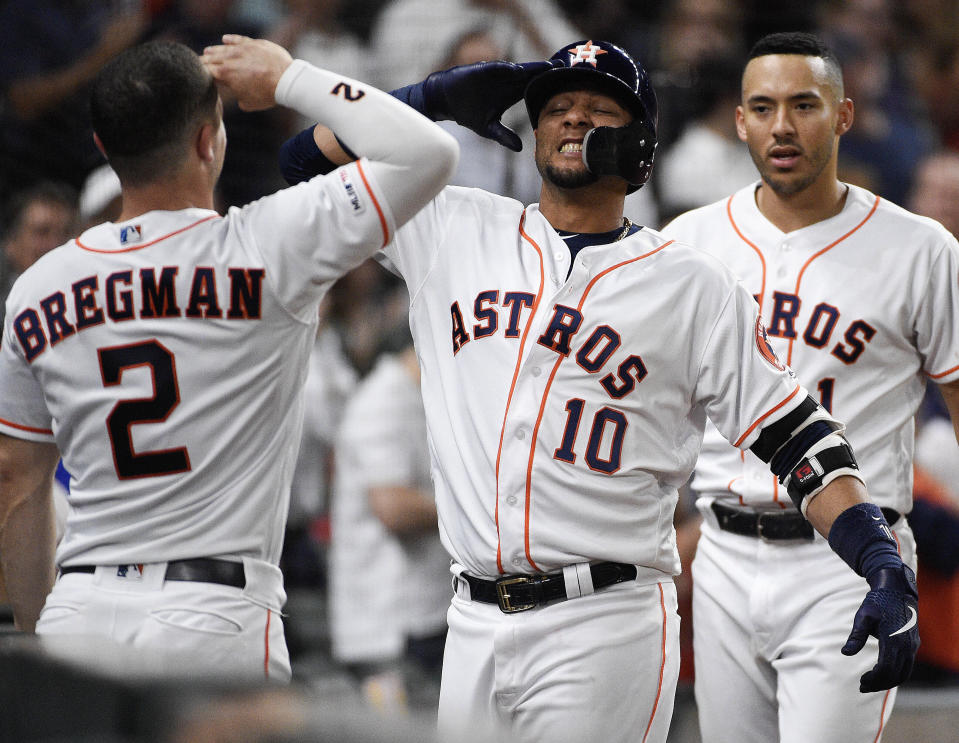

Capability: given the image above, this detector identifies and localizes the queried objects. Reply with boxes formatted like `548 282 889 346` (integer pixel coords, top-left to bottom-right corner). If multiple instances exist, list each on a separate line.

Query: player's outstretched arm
808 479 920 693
390 59 558 151
203 35 458 227
277 59 558 186
748 397 919 692
0 434 59 632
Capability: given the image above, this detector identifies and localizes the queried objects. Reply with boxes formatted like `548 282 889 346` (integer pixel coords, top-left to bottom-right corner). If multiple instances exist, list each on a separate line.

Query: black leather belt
461 562 637 613
59 558 245 588
711 501 901 541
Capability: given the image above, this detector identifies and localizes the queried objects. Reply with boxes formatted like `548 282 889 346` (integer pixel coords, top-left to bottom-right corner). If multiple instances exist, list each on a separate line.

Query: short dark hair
2 181 77 237
90 41 219 186
747 32 844 97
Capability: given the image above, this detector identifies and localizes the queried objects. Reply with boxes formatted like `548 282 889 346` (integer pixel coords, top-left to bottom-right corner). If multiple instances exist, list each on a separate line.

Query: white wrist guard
784 432 864 516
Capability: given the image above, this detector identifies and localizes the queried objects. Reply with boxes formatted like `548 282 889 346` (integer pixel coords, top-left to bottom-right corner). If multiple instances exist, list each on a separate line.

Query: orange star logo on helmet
568 41 607 67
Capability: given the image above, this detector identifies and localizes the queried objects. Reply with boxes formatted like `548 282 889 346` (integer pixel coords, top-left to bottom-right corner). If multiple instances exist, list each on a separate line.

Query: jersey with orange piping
663 181 959 513
377 184 812 578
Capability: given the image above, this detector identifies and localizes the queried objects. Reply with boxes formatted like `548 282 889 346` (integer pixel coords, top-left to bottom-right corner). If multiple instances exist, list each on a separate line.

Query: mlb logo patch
120 224 143 245
339 169 365 215
116 564 144 580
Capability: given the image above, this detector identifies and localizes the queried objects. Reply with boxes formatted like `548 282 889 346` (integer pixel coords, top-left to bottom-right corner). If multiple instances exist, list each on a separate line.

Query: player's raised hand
201 35 293 111
400 59 560 151
841 565 920 692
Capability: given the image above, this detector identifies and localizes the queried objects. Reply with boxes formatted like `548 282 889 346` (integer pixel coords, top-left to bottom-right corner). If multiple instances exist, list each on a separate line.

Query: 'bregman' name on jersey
12 265 265 362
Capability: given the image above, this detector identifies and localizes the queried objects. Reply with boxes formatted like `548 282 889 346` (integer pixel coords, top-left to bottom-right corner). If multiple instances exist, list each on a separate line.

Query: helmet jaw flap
524 40 658 190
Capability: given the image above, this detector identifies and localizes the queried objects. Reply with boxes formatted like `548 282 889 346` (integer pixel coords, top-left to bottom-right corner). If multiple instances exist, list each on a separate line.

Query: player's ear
196 122 217 164
735 105 747 143
835 98 854 136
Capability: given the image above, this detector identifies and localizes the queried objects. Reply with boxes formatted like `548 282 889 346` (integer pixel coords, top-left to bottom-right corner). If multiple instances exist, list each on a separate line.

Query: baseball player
0 36 457 681
280 40 918 742
663 32 959 743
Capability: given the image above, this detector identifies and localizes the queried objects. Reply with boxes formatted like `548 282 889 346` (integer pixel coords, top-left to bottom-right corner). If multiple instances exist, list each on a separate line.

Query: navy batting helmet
524 40 658 189
524 40 657 136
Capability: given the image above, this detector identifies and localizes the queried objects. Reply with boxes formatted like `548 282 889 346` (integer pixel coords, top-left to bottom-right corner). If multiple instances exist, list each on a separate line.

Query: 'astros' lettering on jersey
663 182 959 513
378 185 807 578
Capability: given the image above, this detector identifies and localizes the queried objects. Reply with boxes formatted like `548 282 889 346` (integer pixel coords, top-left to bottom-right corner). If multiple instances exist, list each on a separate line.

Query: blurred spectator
279 309 359 664
654 53 757 224
282 312 359 591
271 0 372 77
902 146 959 687
328 334 449 712
908 465 959 686
555 0 656 52
911 35 959 152
817 0 937 204
432 29 541 204
909 151 959 499
325 259 409 376
645 0 747 152
623 179 659 230
0 181 76 611
232 0 286 28
154 0 290 207
908 150 959 240
0 181 78 329
369 0 580 90
0 0 150 203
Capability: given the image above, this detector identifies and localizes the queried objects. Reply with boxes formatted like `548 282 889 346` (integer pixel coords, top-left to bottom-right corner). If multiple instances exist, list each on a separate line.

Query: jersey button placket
777 241 791 278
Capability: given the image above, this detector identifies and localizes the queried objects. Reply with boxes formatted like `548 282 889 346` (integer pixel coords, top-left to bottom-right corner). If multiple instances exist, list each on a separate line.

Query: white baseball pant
692 504 917 743
36 558 290 683
440 567 679 743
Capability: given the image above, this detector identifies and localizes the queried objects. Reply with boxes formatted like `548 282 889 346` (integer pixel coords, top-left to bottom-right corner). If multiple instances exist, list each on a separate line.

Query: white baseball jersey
0 159 395 568
664 182 959 513
378 185 811 579
329 352 449 663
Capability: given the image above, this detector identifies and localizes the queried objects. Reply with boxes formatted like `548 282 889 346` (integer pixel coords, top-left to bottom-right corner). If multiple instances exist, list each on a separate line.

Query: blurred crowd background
2 0 959 732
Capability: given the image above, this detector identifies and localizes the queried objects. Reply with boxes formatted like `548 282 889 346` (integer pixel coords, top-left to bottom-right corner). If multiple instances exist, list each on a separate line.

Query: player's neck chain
557 217 633 245
557 217 634 273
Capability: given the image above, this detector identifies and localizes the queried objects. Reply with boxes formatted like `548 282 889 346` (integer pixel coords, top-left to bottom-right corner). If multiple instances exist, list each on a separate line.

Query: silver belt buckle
756 512 775 542
495 576 537 613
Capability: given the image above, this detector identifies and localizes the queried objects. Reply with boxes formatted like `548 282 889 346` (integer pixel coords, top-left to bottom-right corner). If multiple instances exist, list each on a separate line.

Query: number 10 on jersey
553 398 628 474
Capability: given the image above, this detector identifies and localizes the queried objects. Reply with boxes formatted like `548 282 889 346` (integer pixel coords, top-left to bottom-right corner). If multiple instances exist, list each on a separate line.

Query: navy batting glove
394 60 558 151
841 565 920 693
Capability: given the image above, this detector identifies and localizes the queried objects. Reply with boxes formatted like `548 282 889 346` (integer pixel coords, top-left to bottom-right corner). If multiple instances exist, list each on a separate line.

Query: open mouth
768 145 802 168
559 140 583 154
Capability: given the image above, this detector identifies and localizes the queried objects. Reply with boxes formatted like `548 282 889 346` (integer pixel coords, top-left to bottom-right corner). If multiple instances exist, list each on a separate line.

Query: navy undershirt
555 223 643 278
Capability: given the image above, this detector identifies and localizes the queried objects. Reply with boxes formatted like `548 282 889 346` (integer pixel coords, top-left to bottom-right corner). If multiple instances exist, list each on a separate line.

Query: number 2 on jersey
98 340 191 479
